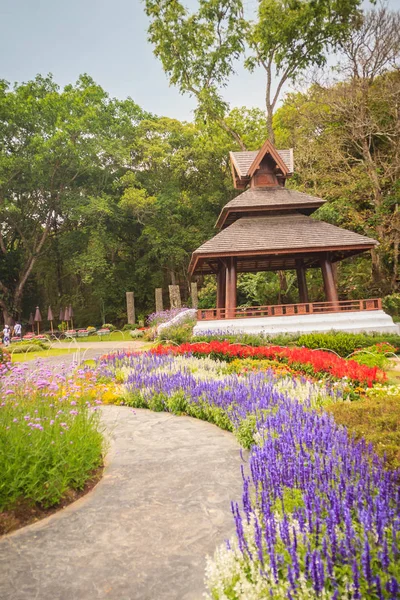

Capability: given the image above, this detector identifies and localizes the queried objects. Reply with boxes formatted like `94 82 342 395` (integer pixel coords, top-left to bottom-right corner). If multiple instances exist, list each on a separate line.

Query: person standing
2 324 11 346
13 321 22 340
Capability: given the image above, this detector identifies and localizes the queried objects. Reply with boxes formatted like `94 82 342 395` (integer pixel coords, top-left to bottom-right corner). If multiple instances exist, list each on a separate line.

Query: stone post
155 288 163 313
190 282 198 309
169 285 182 309
126 292 135 324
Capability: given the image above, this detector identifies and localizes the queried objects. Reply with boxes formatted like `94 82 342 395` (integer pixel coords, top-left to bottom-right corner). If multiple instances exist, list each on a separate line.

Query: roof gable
247 139 289 178
229 144 294 189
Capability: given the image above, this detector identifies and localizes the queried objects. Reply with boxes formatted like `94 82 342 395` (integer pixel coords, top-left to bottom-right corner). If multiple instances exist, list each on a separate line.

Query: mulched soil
0 466 103 536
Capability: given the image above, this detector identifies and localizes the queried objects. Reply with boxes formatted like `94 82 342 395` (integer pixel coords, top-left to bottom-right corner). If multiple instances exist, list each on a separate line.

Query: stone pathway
0 406 244 600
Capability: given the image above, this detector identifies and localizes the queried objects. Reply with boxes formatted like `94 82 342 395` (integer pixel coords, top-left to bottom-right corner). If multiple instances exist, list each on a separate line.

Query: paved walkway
22 341 149 368
0 406 244 600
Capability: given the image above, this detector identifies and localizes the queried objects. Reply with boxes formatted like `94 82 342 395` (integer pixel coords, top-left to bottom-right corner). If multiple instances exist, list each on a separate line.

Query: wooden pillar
225 257 237 319
155 288 163 313
126 291 135 324
216 264 226 317
295 259 309 303
320 256 339 304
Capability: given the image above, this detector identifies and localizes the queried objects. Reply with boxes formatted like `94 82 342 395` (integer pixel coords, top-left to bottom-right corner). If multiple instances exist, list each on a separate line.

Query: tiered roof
216 186 325 228
189 138 378 276
189 215 377 274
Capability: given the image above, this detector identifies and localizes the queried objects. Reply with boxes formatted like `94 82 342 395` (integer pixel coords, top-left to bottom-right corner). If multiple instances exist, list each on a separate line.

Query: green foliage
350 344 397 370
0 74 147 320
101 323 115 331
145 0 363 142
194 331 299 347
327 395 400 469
198 276 217 309
145 0 245 140
129 330 144 338
297 332 400 357
0 392 104 509
9 340 50 354
166 391 188 415
383 294 400 316
158 319 196 344
122 323 140 331
0 346 10 365
273 487 305 516
235 415 257 449
274 52 400 295
148 392 166 412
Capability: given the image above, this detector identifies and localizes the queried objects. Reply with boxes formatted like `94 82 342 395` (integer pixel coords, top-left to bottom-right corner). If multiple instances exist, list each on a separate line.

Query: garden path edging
0 405 244 600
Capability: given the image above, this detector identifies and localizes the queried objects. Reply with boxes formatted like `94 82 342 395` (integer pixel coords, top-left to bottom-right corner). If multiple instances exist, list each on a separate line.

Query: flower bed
154 341 385 387
96 350 399 598
146 307 188 326
0 364 106 511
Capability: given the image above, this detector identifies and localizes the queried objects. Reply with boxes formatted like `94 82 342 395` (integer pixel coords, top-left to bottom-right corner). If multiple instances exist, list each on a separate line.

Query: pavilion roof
189 214 377 275
230 148 294 179
216 186 326 228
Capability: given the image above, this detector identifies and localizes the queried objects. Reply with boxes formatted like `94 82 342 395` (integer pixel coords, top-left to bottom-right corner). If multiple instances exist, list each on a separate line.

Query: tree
273 7 400 295
145 0 246 147
0 75 146 322
323 6 400 287
145 0 365 144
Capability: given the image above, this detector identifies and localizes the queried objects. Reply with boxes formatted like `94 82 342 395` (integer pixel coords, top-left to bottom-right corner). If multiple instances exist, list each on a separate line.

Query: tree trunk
266 105 275 144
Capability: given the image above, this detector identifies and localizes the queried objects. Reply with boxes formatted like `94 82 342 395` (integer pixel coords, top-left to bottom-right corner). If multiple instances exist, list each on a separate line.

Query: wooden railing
197 298 382 321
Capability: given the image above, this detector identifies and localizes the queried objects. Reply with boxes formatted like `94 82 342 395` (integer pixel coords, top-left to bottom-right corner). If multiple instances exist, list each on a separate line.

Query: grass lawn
11 348 79 362
63 331 135 343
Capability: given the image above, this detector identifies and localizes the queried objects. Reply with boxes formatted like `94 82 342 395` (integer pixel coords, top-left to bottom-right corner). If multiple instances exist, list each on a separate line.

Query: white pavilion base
193 310 399 337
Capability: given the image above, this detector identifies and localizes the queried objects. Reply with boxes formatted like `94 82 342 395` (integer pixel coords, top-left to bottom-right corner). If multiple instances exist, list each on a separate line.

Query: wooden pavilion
189 139 396 334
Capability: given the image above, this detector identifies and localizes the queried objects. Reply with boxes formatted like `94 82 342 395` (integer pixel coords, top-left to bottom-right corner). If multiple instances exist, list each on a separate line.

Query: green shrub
235 415 257 449
350 343 396 370
130 330 144 338
166 391 188 415
382 293 400 316
124 390 147 408
0 346 10 366
297 331 400 357
194 332 299 347
327 395 400 470
101 323 115 331
122 323 140 331
0 390 104 510
158 320 195 344
148 392 166 412
10 340 50 354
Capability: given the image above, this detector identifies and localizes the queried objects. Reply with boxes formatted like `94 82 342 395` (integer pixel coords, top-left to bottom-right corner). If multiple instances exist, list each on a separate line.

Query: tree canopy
1 6 399 327
145 0 366 143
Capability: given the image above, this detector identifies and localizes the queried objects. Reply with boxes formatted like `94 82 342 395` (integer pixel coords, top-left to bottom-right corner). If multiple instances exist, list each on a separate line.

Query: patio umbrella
59 307 64 322
28 312 34 333
47 306 54 333
69 304 74 329
64 306 70 328
34 306 42 335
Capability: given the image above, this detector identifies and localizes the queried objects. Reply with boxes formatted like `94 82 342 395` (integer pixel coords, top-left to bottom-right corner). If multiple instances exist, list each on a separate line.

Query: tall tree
0 75 145 321
145 0 365 144
273 7 400 295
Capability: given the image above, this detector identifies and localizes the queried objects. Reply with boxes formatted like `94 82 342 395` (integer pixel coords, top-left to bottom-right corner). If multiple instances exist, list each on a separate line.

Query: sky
0 0 397 122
